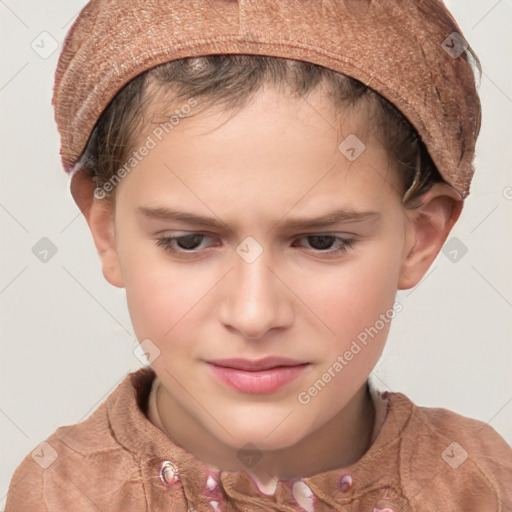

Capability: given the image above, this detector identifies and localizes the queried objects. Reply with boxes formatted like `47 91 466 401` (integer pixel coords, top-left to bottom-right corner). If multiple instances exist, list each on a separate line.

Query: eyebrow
137 205 380 231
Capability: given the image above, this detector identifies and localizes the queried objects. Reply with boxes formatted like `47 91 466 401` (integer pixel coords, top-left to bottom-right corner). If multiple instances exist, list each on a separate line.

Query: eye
156 233 210 253
156 233 355 257
294 235 354 255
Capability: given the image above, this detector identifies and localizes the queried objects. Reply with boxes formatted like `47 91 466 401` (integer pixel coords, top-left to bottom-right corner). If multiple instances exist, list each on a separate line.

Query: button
339 474 353 492
291 480 314 512
159 460 180 487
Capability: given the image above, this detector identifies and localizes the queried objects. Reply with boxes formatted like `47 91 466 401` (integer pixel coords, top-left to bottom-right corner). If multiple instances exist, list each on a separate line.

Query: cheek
114 220 187 340
298 247 402 343
122 249 218 362
294 251 402 419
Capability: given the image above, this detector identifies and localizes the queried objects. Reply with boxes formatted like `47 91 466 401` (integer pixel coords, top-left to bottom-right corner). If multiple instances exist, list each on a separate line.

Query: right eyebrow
137 206 227 229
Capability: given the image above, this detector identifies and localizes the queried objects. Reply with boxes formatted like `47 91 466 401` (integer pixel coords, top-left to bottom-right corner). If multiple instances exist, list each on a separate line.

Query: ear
69 171 125 288
398 183 464 290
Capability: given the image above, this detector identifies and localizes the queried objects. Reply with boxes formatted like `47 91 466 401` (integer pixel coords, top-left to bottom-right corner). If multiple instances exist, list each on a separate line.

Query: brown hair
77 54 446 207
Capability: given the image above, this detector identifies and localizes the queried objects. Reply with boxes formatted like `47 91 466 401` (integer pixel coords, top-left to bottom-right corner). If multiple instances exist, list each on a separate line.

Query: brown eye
175 234 204 250
306 235 337 250
156 234 209 253
293 235 354 256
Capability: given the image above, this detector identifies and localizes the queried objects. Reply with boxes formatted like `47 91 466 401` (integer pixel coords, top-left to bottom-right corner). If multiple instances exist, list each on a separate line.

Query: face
97 83 418 451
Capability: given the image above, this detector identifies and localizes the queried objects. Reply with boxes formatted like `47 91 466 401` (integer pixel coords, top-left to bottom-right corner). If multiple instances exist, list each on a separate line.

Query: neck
150 378 378 492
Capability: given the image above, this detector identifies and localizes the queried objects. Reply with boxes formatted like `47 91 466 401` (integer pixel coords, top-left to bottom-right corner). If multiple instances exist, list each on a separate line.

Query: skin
72 82 463 492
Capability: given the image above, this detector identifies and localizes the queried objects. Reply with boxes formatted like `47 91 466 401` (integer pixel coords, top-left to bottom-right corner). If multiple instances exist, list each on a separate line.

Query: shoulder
5 448 48 512
388 392 512 511
5 369 153 511
5 406 134 512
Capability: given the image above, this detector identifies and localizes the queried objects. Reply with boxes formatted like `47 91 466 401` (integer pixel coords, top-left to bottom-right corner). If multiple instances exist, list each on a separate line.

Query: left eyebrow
279 208 380 230
137 206 380 230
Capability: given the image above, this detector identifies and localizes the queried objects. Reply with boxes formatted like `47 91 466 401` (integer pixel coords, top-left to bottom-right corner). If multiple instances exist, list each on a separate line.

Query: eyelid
156 231 354 242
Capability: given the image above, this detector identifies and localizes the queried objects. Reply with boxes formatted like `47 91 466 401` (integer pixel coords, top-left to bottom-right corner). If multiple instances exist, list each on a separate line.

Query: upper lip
207 357 309 371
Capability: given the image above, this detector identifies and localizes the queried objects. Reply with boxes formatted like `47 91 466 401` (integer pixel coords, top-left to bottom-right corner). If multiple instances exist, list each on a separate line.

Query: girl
7 1 511 510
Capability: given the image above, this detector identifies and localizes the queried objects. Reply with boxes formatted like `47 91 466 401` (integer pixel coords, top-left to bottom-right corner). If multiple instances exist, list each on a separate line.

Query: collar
107 366 414 510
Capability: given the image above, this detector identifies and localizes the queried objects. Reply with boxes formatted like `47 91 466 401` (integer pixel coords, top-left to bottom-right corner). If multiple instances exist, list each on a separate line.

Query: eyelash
156 233 355 257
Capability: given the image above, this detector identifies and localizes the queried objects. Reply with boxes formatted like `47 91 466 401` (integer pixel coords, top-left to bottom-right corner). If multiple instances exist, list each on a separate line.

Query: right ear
69 171 125 288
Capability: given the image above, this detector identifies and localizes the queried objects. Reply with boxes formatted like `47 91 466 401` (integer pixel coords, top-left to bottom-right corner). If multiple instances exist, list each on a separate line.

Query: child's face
94 84 425 451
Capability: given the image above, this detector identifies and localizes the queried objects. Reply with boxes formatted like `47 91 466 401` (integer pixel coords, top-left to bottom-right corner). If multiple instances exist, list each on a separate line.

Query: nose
219 247 294 340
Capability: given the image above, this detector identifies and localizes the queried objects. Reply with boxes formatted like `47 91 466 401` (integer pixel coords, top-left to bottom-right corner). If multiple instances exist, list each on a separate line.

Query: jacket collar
107 366 414 510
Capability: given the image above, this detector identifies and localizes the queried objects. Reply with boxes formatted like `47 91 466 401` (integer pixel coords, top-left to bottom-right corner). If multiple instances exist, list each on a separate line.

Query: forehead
117 84 403 217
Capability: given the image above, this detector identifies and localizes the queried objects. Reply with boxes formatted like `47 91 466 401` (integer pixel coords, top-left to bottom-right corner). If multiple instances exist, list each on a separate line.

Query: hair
77 54 448 208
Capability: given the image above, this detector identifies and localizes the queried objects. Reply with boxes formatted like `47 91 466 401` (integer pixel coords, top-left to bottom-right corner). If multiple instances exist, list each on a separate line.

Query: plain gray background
1 0 511 507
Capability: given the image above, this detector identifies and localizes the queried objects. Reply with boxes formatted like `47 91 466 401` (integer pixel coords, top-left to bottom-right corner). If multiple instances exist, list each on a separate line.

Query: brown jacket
6 367 512 511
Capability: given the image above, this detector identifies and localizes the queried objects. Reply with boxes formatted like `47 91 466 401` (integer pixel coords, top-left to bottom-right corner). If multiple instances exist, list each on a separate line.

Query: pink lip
206 357 310 394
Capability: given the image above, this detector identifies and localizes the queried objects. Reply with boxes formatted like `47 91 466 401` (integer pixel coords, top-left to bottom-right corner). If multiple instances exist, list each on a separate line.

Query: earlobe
69 170 125 288
398 184 464 290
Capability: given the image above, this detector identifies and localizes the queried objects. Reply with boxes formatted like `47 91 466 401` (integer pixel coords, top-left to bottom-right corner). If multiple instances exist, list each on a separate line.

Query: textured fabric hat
52 0 481 198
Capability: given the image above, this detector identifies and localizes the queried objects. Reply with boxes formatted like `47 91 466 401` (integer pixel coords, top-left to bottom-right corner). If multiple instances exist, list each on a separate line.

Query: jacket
6 366 512 511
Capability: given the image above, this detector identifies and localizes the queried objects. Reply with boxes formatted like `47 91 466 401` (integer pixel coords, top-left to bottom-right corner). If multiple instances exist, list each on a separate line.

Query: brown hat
52 0 481 198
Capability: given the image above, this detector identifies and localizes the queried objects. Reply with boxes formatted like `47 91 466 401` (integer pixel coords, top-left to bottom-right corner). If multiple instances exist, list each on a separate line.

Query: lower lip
207 363 309 394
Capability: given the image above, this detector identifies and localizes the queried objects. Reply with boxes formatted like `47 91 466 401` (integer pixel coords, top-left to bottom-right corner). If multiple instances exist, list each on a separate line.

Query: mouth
206 357 310 394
